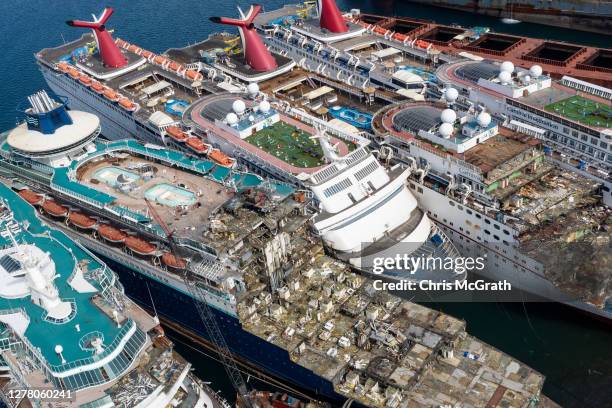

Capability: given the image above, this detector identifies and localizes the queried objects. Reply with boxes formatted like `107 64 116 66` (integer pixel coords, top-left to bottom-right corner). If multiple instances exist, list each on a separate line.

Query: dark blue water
0 1 610 407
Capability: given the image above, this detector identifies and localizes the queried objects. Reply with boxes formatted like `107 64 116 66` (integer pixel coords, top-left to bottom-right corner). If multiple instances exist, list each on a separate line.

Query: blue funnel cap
19 91 73 135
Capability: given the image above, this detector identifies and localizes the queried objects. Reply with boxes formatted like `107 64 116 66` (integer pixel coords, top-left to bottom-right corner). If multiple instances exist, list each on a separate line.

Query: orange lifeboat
125 236 156 255
415 40 430 49
68 69 80 79
186 136 207 153
185 70 203 81
153 56 167 65
91 82 105 93
118 98 137 111
167 126 188 142
142 50 154 59
127 44 141 54
103 88 119 101
373 26 387 35
18 190 43 206
161 252 187 269
57 62 70 72
42 200 68 218
393 32 407 42
69 212 97 229
167 62 180 71
209 149 233 166
115 39 129 48
98 224 127 243
79 74 92 86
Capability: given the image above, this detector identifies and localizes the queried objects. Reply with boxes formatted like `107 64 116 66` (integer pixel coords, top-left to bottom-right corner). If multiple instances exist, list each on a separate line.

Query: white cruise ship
36 6 462 282
371 79 611 320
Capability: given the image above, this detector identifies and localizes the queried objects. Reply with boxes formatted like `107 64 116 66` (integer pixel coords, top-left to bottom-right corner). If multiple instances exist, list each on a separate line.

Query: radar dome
523 75 531 84
259 100 271 113
439 123 454 138
247 83 260 96
440 109 457 124
232 100 246 115
529 65 543 77
498 70 512 84
500 61 514 73
248 115 255 122
444 87 459 102
226 112 239 125
476 112 491 127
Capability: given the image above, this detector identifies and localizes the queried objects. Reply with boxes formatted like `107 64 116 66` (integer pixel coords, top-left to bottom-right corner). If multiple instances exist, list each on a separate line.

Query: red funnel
319 0 348 33
210 4 278 72
66 8 127 68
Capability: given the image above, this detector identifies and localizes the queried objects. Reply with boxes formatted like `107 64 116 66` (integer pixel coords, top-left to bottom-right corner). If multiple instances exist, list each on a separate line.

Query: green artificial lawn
545 95 611 128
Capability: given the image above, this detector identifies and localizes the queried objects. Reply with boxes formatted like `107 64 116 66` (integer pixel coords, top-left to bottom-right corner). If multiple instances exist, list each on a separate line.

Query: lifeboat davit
18 190 43 206
186 136 207 153
118 98 137 111
91 82 105 93
161 252 187 269
79 74 92 86
125 236 156 255
103 88 119 101
98 224 127 243
209 149 233 166
167 126 188 142
69 212 97 229
42 200 68 218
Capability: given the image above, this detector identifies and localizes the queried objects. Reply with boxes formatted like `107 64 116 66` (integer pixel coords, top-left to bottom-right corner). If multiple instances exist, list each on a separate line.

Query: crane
145 199 252 407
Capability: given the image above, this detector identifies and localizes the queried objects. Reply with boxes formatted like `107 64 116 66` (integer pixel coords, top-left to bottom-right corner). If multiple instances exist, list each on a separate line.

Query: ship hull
400 0 612 34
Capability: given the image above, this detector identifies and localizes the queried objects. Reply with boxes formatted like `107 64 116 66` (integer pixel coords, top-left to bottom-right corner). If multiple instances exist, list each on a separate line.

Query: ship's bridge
7 91 100 166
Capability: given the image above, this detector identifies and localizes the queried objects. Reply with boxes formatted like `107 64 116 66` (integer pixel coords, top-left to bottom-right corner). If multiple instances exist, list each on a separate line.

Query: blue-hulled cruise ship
0 180 226 407
0 90 548 408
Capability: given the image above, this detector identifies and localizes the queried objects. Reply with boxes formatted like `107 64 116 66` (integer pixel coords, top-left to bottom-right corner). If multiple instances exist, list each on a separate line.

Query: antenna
210 4 278 72
66 7 127 68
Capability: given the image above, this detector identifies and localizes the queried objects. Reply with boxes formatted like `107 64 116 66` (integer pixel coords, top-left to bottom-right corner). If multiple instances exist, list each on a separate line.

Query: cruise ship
36 5 461 281
370 72 611 319
0 180 225 407
0 91 548 407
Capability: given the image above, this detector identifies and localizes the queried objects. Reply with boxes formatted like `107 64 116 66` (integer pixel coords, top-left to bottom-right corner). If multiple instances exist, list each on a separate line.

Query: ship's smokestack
210 4 278 72
318 0 348 33
66 7 127 68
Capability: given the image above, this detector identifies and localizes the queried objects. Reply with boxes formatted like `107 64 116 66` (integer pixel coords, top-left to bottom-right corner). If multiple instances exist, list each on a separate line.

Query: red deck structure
210 4 278 72
66 7 127 68
319 0 348 33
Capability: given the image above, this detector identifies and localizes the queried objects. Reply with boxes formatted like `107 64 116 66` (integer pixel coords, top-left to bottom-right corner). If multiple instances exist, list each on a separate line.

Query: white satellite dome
226 112 239 125
500 61 514 73
440 108 457 124
444 87 459 102
259 100 271 113
439 122 454 138
498 70 512 84
247 82 260 96
529 65 543 78
476 112 492 127
232 100 246 115
248 115 255 122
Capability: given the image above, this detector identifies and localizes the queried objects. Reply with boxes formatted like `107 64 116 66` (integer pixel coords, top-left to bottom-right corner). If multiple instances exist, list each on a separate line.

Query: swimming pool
329 106 373 130
144 183 196 207
93 167 140 188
